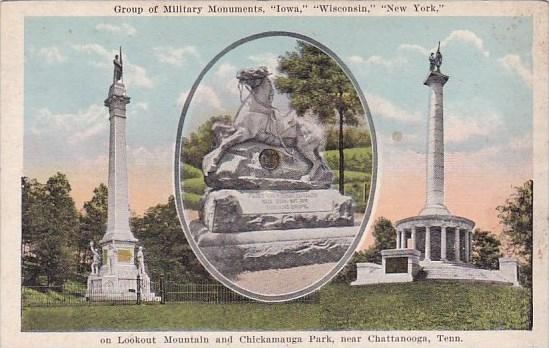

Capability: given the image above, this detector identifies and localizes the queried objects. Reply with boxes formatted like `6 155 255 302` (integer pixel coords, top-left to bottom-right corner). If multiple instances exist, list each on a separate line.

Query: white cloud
247 53 279 75
37 46 66 63
135 102 149 111
177 84 223 111
32 104 107 144
365 93 421 123
445 145 501 171
73 43 110 60
153 46 199 67
214 62 240 96
399 30 490 58
445 111 502 143
129 144 174 167
498 54 532 86
126 64 153 89
509 134 532 151
398 44 430 56
95 23 136 35
349 54 407 68
72 43 153 88
440 30 490 57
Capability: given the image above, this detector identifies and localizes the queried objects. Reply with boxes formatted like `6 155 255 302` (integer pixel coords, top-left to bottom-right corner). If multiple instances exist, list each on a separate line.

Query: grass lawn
22 281 531 331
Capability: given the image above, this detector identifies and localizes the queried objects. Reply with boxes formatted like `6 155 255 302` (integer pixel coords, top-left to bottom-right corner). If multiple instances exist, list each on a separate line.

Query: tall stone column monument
420 62 450 216
352 44 519 287
87 48 155 301
391 44 475 265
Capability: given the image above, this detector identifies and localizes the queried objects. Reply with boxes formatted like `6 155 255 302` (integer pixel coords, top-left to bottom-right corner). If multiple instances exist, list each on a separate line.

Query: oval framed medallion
175 31 378 302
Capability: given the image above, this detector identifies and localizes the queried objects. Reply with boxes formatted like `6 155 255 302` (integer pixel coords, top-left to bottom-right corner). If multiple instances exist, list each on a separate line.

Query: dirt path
235 262 337 295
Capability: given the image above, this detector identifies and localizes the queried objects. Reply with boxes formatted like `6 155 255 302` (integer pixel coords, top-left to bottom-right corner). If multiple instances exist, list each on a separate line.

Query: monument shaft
421 72 449 216
426 79 444 208
87 49 155 302
103 91 134 242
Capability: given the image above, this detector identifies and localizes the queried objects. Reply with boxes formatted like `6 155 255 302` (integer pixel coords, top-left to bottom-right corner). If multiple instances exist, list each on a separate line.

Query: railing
22 276 319 307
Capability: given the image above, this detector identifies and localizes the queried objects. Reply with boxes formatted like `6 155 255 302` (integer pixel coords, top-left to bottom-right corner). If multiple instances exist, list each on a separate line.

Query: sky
24 16 533 247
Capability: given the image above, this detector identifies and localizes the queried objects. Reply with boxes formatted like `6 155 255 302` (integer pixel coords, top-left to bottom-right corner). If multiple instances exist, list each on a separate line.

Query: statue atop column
429 42 443 72
113 47 123 83
429 53 436 71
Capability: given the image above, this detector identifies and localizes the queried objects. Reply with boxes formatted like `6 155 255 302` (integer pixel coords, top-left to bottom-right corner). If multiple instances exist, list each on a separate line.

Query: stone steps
421 263 512 284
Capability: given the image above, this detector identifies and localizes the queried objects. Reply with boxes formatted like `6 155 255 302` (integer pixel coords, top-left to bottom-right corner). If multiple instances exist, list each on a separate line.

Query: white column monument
420 48 450 216
393 44 474 263
353 44 519 286
87 48 155 301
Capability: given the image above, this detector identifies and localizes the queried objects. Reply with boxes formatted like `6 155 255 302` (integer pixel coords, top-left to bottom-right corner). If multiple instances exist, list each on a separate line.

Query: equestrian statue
202 66 328 182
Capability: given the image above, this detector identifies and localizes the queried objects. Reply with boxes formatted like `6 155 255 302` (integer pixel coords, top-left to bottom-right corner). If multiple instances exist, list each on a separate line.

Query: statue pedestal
200 189 354 233
192 123 358 274
86 242 157 302
86 271 157 302
191 224 357 273
190 188 356 272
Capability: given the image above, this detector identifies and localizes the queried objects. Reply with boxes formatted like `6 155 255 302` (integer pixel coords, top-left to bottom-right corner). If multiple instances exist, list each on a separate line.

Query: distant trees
131 196 211 282
181 114 232 169
21 173 79 286
22 173 212 286
497 180 533 287
472 229 502 270
77 183 108 274
275 41 364 194
325 125 371 151
335 217 396 282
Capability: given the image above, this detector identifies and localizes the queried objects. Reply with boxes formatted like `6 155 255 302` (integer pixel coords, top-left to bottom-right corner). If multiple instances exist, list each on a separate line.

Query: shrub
183 193 202 210
183 178 206 195
182 164 203 179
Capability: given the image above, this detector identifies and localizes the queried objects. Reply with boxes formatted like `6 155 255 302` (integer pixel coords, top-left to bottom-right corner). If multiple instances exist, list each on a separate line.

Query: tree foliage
181 114 232 169
497 179 533 287
275 41 364 194
325 125 371 151
131 196 211 282
472 229 501 270
78 183 108 274
335 217 396 283
22 173 214 285
22 173 79 286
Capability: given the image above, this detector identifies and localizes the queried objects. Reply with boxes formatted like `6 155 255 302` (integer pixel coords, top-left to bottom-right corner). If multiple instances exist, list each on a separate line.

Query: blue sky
24 16 533 232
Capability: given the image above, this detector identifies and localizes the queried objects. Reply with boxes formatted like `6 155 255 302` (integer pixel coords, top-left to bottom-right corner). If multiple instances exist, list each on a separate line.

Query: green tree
22 177 46 285
472 229 502 270
275 41 364 194
335 217 396 282
22 173 80 286
181 114 232 169
78 183 108 275
497 179 533 287
132 196 211 282
325 125 371 151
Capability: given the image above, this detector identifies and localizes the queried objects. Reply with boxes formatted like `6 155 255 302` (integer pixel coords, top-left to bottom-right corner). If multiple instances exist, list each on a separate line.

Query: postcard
0 1 547 347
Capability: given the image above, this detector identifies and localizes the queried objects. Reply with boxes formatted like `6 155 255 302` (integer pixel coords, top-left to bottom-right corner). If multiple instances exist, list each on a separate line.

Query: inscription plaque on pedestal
386 257 408 274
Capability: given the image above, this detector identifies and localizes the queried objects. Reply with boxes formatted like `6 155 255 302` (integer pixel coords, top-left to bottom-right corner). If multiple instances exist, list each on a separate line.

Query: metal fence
22 277 319 307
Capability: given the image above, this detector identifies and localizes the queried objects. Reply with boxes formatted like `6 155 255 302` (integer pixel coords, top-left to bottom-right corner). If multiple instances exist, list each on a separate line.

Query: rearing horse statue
202 66 327 182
